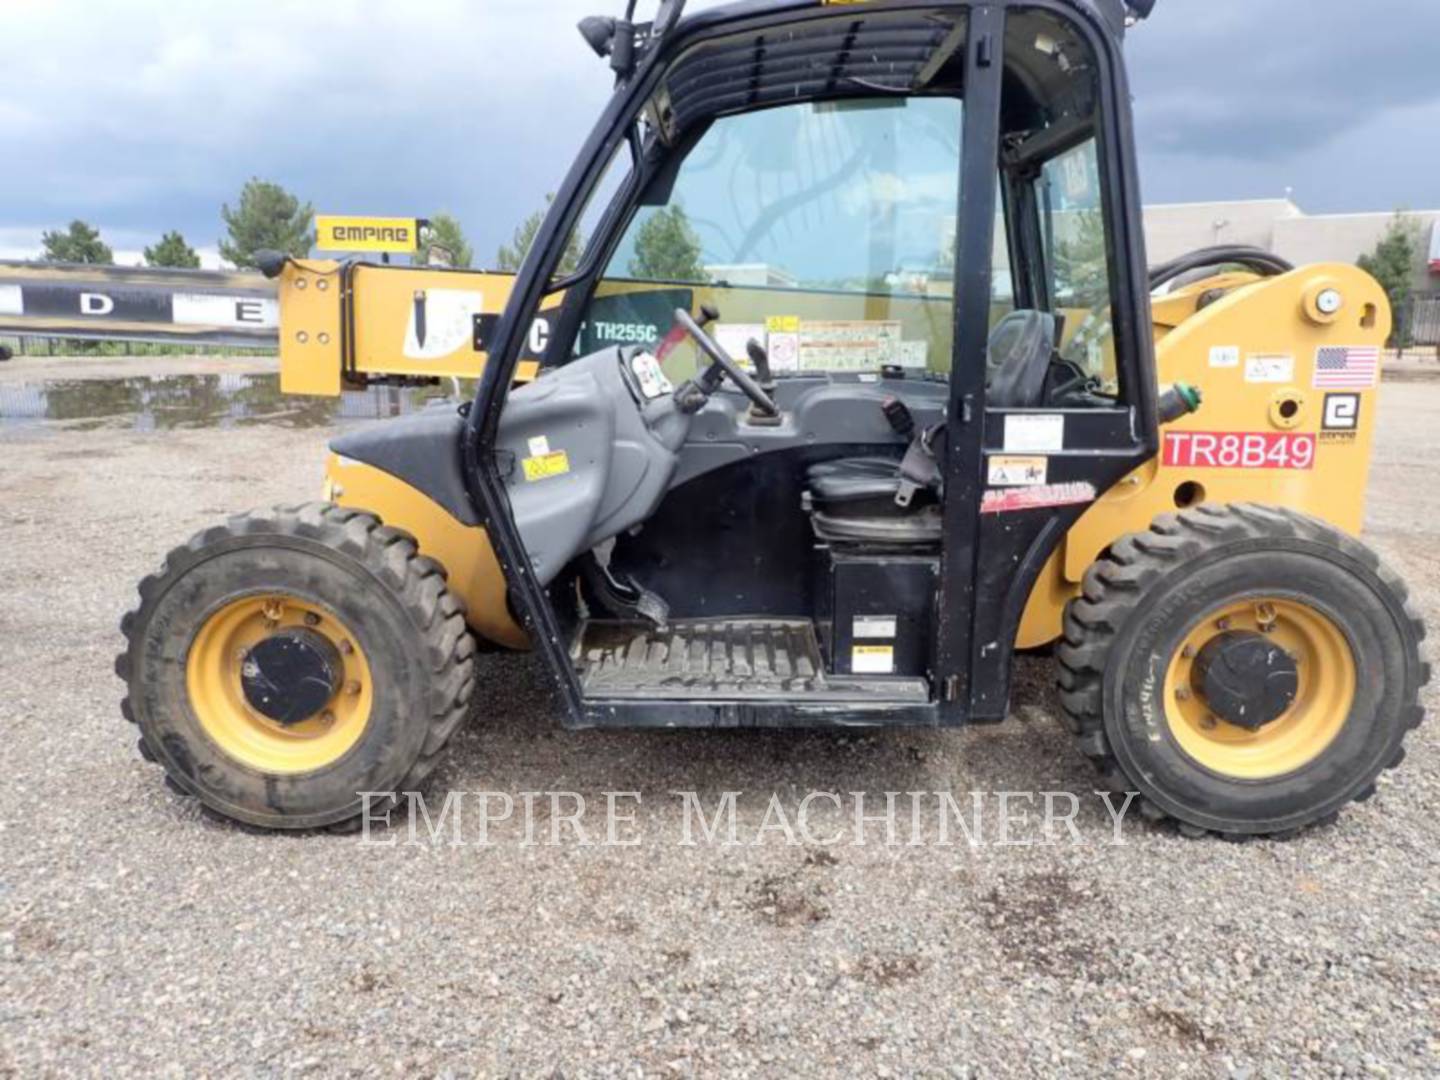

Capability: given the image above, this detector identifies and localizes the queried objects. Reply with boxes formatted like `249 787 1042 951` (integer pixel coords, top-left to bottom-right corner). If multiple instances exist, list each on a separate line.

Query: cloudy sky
3 0 1437 268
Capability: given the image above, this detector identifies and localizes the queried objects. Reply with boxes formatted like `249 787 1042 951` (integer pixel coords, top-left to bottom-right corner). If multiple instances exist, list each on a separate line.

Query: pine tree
40 220 114 265
496 195 583 276
416 213 474 269
1358 212 1422 348
629 205 708 283
219 179 313 269
144 231 201 269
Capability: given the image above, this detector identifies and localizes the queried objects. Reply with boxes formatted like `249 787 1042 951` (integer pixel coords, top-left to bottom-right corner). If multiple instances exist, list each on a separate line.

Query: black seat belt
895 423 947 509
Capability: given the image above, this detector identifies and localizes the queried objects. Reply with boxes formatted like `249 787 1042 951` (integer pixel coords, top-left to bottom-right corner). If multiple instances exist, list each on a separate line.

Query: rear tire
118 503 477 830
1057 503 1428 838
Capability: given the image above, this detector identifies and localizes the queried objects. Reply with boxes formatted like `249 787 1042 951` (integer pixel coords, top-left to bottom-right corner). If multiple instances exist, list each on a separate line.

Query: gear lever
744 339 782 426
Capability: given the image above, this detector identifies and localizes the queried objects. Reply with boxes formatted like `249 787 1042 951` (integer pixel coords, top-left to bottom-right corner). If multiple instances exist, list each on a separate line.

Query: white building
704 263 798 288
1144 199 1440 293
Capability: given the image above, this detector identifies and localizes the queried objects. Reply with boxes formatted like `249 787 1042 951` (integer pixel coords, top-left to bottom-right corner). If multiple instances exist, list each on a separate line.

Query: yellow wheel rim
1163 598 1355 780
185 594 373 774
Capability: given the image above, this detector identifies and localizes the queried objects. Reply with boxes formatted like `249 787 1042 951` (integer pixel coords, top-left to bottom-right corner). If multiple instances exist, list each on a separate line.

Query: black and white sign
1323 393 1361 432
0 262 280 348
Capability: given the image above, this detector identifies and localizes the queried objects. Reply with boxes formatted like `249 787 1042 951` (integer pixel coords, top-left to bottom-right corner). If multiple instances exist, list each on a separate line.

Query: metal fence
0 333 275 359
1407 293 1440 348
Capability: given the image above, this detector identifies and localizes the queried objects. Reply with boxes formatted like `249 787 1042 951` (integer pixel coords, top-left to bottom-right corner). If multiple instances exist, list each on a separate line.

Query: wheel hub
1191 630 1298 731
240 628 343 726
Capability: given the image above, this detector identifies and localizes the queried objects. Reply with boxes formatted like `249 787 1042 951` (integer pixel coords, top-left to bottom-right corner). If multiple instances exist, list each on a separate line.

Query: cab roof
674 0 1142 45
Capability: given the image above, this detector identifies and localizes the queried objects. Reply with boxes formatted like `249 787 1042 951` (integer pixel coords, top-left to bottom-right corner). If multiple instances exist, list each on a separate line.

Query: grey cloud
1128 0 1440 160
0 0 1435 263
0 0 618 263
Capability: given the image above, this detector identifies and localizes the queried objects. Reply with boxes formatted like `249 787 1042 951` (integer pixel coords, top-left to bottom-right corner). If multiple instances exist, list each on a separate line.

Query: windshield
587 96 965 378
614 99 962 293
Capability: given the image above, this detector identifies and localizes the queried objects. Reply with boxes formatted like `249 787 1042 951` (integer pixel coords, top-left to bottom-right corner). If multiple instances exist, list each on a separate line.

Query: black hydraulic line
1148 245 1294 290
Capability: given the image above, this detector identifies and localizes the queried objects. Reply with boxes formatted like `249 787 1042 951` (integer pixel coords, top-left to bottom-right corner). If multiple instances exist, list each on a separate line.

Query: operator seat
986 309 1058 409
802 311 1058 546
806 456 919 517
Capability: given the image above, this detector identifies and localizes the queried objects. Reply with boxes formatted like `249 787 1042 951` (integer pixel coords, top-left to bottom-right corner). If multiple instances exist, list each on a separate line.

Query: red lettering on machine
1163 431 1317 471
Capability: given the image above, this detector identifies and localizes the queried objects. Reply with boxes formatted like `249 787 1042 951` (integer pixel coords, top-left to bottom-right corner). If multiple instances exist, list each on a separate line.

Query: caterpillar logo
315 215 425 254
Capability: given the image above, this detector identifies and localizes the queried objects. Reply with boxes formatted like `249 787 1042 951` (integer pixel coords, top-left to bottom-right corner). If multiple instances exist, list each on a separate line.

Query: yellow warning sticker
766 314 801 334
522 450 571 482
852 645 895 675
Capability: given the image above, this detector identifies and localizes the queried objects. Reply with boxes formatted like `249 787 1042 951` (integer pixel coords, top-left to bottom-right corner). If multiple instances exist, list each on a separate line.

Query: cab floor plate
576 618 930 703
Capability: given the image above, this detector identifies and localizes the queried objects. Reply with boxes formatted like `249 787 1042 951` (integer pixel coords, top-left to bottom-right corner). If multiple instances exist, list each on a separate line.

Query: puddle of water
0 372 461 431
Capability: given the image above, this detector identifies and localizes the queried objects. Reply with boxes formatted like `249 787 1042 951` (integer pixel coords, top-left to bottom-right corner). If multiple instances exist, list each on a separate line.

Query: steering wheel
673 307 778 417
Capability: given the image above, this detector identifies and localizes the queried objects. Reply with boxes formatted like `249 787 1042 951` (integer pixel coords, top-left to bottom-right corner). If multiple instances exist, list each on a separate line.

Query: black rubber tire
1057 503 1428 839
118 503 477 831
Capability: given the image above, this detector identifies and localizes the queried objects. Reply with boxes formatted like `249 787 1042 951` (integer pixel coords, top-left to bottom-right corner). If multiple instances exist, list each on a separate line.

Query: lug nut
304 612 321 627
1201 715 1219 731
1216 618 1232 632
339 640 354 656
321 711 336 726
1175 687 1192 702
1181 645 1197 660
345 681 362 697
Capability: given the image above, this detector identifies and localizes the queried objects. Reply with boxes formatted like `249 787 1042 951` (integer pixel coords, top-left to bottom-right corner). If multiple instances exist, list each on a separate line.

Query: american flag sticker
1313 345 1380 389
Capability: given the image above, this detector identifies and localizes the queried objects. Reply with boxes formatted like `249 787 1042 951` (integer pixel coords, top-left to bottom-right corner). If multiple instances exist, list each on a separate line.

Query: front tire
118 504 477 830
1057 503 1428 838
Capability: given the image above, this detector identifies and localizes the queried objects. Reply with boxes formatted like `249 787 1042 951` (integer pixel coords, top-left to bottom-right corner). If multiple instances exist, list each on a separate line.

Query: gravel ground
1 366 1438 1077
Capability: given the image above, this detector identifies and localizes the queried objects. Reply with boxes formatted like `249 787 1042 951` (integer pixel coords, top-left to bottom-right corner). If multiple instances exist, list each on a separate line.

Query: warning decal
852 645 896 675
522 451 572 482
988 456 1048 488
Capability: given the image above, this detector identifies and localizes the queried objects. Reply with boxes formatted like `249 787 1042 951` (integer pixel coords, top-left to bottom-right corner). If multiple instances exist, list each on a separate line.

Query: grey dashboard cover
497 352 681 586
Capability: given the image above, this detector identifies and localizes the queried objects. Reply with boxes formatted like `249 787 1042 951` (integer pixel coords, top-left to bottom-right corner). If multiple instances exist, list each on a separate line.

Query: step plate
576 618 930 703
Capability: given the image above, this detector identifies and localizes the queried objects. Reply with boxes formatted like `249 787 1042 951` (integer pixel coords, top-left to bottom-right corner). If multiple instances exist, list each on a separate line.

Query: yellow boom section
277 259 550 396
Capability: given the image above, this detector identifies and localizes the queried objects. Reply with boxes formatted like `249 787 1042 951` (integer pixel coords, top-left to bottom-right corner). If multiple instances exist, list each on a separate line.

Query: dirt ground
1 362 1437 1076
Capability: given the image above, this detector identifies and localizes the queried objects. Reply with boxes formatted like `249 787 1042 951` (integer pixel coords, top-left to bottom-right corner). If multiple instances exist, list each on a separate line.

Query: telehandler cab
119 0 1428 838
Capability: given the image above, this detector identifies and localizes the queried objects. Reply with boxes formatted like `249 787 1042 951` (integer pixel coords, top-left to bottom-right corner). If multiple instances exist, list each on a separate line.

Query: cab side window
999 5 1126 404
1037 139 1119 393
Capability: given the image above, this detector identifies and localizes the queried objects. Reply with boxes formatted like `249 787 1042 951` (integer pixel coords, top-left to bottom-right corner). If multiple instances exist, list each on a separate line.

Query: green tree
416 212 473 269
1053 209 1108 306
219 178 313 269
496 194 583 276
1358 212 1422 347
40 220 113 264
144 230 201 269
629 205 708 282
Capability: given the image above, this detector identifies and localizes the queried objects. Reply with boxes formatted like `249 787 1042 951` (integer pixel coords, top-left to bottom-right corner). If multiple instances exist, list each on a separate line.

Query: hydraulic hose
1148 245 1294 291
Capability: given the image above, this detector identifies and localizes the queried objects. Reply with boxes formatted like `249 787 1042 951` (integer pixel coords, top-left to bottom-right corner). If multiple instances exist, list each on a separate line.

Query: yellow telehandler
119 0 1427 838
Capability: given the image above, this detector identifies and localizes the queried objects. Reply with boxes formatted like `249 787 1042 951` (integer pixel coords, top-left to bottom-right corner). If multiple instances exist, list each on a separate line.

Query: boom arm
270 256 553 396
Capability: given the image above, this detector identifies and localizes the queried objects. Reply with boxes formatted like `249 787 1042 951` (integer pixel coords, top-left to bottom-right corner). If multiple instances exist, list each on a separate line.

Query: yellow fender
1018 262 1391 648
323 454 530 650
